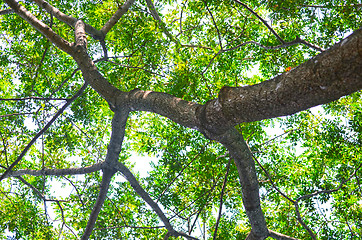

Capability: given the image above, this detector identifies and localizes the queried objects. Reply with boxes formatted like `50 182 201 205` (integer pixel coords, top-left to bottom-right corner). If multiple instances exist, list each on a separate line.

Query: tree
0 0 361 239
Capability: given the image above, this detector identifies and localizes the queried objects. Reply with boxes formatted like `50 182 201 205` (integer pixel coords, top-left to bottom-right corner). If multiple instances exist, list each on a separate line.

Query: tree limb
215 129 268 239
81 169 114 240
31 0 104 40
100 0 136 35
0 8 14 15
199 28 362 135
4 162 103 179
81 108 129 240
4 0 73 54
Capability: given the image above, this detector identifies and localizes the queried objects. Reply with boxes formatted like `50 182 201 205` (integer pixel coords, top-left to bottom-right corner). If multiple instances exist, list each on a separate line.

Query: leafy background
0 0 361 239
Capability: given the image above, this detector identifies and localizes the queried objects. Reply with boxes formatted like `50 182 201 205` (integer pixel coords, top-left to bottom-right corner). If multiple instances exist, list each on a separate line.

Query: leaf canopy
0 0 361 239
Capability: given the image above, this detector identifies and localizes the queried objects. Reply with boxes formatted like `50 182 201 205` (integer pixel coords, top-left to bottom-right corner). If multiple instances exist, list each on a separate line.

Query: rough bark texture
199 28 362 135
215 129 269 239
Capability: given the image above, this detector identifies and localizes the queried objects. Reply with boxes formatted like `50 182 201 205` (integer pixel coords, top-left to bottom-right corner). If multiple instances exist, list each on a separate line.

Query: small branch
189 179 220 234
32 0 103 40
94 225 165 230
63 176 85 207
157 143 209 202
269 230 301 240
170 180 218 221
5 162 104 179
203 1 223 49
257 128 297 148
294 202 316 240
233 0 285 44
300 4 362 8
100 0 136 35
250 150 295 203
55 200 79 238
0 83 88 181
16 176 45 200
108 60 165 77
0 97 68 101
180 44 213 50
0 112 34 118
203 37 323 73
213 159 231 240
114 161 174 231
223 39 323 52
297 163 362 202
113 161 199 240
0 8 14 15
145 0 176 42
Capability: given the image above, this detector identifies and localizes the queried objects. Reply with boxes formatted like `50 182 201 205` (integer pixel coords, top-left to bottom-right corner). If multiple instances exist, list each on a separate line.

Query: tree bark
198 28 362 135
215 129 269 240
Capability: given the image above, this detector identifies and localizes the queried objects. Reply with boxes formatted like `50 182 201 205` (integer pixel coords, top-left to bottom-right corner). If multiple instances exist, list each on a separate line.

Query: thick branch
199 28 362 135
81 109 129 240
128 90 202 129
72 47 126 108
4 0 73 53
32 0 104 40
0 83 88 181
215 129 268 240
75 20 87 48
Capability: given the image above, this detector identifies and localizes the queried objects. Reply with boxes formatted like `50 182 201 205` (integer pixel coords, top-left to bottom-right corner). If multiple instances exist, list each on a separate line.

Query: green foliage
0 0 361 239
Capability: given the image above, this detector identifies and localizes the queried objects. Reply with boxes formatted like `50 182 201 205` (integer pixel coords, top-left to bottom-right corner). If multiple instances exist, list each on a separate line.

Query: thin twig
94 225 165 230
203 1 223 49
0 112 34 118
63 176 85 207
157 143 210 202
233 0 285 44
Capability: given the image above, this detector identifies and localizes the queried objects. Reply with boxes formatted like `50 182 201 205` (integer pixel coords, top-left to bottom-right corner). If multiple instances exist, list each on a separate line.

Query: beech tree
0 0 361 239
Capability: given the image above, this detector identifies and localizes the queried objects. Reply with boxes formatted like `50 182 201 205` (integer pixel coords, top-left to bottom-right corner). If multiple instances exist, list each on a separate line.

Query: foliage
0 0 361 239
